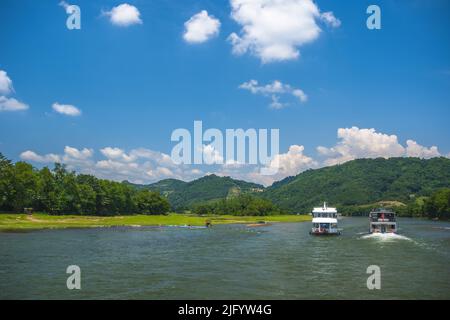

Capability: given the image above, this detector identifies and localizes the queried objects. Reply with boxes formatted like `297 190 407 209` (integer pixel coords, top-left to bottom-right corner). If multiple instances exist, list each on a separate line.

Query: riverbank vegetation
0 153 170 215
0 213 310 231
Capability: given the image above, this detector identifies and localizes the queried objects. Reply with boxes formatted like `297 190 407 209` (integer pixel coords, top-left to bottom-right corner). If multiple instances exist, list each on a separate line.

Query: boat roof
312 207 337 213
370 207 395 214
312 202 337 214
312 218 338 223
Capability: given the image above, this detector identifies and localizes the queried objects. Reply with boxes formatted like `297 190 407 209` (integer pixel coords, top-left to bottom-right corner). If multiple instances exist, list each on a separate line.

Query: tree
10 162 38 212
133 190 170 215
425 188 450 219
0 153 13 210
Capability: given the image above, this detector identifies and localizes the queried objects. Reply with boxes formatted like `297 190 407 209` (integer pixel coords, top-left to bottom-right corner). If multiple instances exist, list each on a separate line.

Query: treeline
0 153 169 215
192 194 285 216
338 188 450 219
396 188 450 219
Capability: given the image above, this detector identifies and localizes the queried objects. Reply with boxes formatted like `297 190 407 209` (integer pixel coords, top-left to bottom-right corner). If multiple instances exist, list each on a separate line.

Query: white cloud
292 89 308 102
202 144 224 164
18 145 200 184
239 79 307 109
0 70 30 112
405 140 440 159
17 129 445 187
20 146 93 167
228 0 340 63
215 144 317 186
263 144 317 180
183 10 221 44
105 3 142 27
0 70 13 94
63 146 93 160
0 96 29 112
318 127 442 166
320 11 341 28
100 147 135 162
20 151 61 163
52 102 81 116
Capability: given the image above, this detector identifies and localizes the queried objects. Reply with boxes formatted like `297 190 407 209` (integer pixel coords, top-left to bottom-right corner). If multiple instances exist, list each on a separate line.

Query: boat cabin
369 208 397 233
310 203 340 235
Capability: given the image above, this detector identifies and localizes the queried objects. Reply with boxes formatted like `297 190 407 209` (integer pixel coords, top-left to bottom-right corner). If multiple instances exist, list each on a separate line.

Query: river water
0 217 449 299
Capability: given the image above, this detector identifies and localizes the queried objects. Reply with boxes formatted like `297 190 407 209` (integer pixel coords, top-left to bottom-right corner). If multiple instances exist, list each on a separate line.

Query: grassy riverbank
0 213 310 231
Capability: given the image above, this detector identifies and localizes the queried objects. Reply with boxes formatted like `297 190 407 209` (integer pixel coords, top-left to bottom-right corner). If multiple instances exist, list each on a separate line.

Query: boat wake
361 233 412 241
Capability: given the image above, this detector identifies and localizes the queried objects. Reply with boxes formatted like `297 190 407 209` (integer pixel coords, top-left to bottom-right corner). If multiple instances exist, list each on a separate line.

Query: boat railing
369 215 396 222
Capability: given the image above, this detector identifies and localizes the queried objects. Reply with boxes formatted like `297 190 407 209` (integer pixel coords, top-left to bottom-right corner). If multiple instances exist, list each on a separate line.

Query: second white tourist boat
310 202 341 236
369 208 397 234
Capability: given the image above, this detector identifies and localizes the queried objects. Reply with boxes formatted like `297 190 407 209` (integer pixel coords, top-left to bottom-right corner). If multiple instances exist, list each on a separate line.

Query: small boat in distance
310 203 341 236
369 208 397 234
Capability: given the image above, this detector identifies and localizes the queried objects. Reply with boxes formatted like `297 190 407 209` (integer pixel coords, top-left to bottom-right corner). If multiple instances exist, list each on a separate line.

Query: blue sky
0 0 449 185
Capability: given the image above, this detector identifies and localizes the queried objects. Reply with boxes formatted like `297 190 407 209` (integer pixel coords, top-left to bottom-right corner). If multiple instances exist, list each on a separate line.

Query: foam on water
361 233 412 241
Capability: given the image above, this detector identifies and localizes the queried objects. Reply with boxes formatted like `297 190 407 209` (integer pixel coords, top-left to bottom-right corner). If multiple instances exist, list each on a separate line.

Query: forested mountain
124 178 187 196
151 174 264 210
263 157 450 213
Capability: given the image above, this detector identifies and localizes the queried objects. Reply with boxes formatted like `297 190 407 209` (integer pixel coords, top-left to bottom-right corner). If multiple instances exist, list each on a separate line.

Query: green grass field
0 213 311 231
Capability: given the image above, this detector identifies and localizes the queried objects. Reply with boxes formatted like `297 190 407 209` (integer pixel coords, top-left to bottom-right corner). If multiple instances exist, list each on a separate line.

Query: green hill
123 179 187 196
139 174 264 210
263 157 450 214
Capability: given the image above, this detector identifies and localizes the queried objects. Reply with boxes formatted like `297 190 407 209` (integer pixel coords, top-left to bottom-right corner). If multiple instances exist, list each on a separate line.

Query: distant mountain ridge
126 157 450 213
263 157 450 213
125 174 264 210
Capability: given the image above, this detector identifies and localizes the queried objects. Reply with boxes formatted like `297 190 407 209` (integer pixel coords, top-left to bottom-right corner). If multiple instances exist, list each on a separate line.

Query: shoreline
0 213 311 232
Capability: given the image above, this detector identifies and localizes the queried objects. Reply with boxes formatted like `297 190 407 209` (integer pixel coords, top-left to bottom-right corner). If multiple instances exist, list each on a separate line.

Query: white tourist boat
369 208 397 234
310 203 341 235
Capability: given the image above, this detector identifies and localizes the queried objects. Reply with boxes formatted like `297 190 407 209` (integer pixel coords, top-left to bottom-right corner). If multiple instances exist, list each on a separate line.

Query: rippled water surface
1 217 449 299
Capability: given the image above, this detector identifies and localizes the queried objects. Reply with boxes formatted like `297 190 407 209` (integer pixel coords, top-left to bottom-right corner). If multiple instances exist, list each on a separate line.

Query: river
0 217 449 299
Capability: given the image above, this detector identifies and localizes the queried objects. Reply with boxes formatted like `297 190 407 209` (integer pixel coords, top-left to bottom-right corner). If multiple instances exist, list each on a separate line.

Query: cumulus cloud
20 146 202 185
100 147 135 162
405 140 440 159
0 70 13 94
94 147 200 183
20 151 61 163
202 144 224 164
104 3 142 26
228 0 340 63
52 102 81 116
318 127 442 166
183 10 221 43
0 70 29 112
239 79 307 109
63 146 93 160
262 145 317 180
214 144 317 186
0 96 29 112
17 129 445 186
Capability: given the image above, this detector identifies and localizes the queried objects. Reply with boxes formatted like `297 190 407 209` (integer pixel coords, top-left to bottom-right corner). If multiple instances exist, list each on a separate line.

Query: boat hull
309 230 341 236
